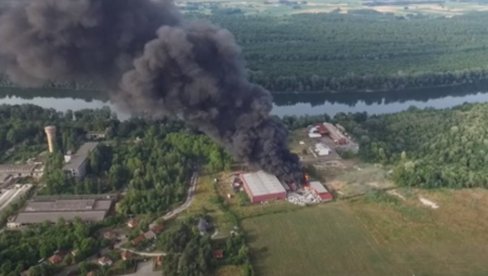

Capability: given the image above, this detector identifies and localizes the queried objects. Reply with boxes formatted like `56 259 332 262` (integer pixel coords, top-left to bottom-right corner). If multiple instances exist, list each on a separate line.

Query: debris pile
287 189 322 206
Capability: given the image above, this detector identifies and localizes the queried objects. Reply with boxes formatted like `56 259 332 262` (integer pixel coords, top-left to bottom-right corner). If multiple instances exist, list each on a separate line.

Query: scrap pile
287 189 322 206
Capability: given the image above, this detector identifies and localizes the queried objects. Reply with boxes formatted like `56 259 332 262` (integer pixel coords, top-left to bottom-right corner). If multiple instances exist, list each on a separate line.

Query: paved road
121 247 166 257
122 261 160 276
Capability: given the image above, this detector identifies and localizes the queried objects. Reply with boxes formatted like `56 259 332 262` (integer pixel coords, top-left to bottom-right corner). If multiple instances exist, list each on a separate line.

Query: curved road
162 172 198 221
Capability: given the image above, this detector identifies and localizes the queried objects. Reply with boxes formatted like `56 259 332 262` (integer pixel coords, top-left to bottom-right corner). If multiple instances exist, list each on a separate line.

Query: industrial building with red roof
240 171 287 204
322 122 348 145
308 181 333 201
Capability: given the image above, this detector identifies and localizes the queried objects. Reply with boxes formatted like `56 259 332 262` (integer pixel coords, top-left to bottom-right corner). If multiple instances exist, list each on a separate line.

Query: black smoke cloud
0 0 179 85
0 0 303 183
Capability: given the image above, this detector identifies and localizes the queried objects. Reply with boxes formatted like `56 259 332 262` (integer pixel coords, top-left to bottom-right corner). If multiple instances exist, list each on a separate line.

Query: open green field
242 189 488 276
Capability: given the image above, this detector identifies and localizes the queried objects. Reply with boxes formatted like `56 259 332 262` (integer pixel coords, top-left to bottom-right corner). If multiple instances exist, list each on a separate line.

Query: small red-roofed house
213 250 224 260
121 250 132 261
48 254 63 265
131 234 146 246
151 224 164 234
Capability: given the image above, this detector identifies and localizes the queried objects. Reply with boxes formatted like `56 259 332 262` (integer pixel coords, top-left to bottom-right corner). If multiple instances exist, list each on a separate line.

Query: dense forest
191 11 488 92
333 103 488 188
113 131 231 215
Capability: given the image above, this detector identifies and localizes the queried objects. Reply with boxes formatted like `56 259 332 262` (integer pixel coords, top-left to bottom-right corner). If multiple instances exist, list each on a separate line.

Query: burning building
240 171 287 204
308 181 333 201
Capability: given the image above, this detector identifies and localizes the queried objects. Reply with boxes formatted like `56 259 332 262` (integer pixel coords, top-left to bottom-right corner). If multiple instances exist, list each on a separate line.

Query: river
1 82 488 119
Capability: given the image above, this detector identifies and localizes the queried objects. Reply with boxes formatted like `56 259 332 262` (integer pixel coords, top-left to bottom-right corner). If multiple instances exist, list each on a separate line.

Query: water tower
44 126 56 153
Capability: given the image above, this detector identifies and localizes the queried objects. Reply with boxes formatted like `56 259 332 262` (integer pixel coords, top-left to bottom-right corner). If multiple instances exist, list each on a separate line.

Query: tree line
333 103 488 188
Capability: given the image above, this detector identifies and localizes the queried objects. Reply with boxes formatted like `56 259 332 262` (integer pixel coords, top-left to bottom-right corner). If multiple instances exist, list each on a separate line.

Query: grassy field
242 189 488 276
215 265 243 276
178 173 236 239
325 163 395 198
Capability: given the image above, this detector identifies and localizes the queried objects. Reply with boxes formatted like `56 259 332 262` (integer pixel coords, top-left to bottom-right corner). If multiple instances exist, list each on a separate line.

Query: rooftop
0 164 37 173
241 170 286 196
24 198 111 212
48 254 63 264
309 181 329 194
13 196 113 224
63 142 98 171
131 234 146 246
198 218 210 232
144 231 156 240
14 210 108 224
98 256 113 266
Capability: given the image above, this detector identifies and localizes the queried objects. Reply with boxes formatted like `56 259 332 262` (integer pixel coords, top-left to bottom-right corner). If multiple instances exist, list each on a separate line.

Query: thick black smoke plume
0 0 303 183
0 0 180 85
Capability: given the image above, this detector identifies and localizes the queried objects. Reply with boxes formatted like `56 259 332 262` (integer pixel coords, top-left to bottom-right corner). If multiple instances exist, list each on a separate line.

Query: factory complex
300 121 359 164
237 170 332 205
0 125 109 230
8 195 115 228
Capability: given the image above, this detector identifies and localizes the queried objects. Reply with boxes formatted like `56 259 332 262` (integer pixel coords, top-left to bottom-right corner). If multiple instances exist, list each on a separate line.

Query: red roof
48 254 63 265
316 124 329 134
213 250 224 259
121 250 132 261
154 255 163 265
151 224 164 234
131 234 146 246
